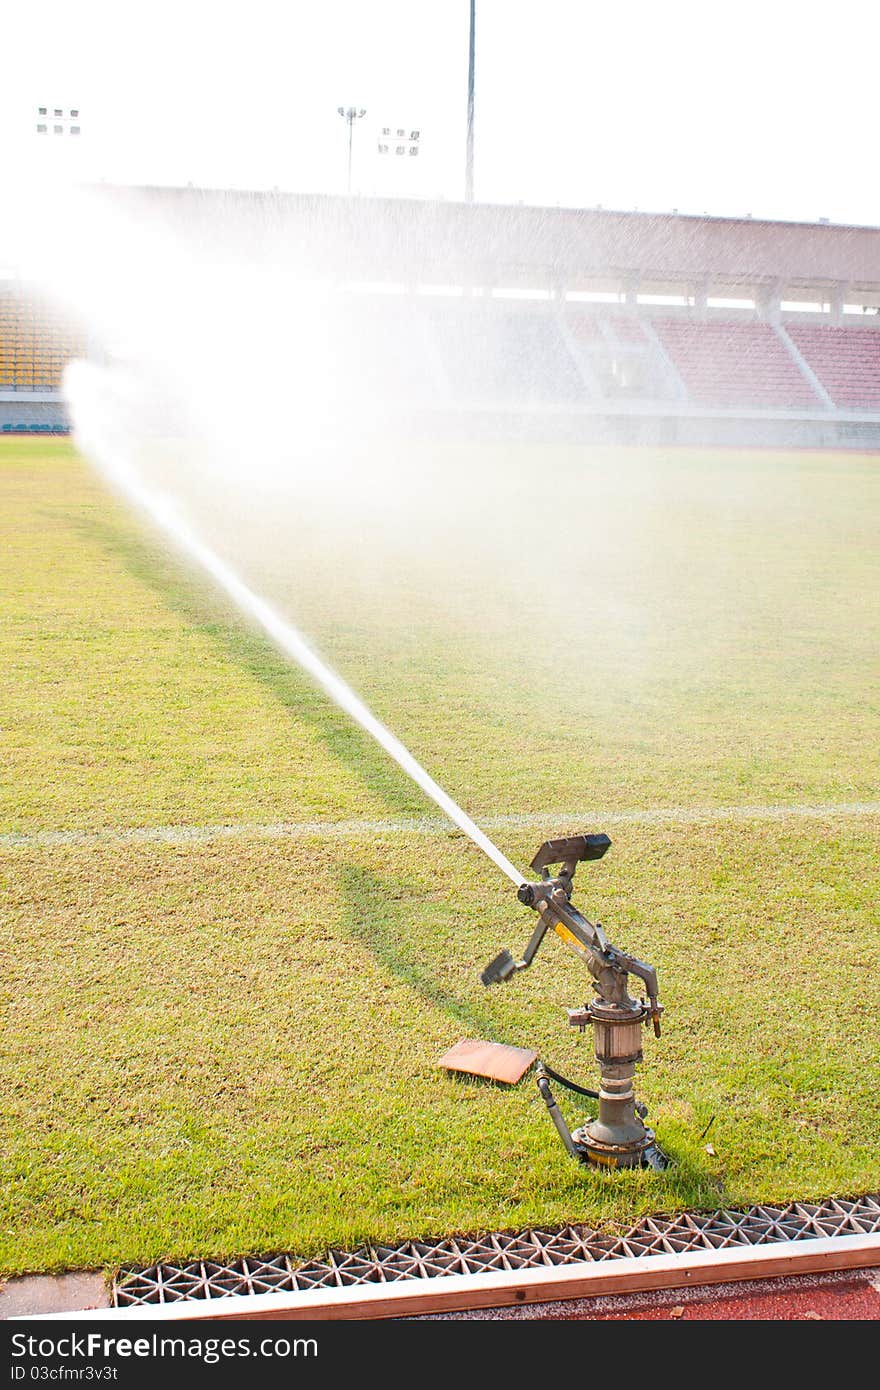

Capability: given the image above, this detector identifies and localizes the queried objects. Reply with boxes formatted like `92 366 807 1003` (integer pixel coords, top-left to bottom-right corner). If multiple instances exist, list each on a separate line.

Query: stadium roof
103 187 880 294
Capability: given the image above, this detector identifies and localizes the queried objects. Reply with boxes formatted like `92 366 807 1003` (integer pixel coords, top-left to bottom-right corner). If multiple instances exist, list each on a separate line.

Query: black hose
538 1060 600 1101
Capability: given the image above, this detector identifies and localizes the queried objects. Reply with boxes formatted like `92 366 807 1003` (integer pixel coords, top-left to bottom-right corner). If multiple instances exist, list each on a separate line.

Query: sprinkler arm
480 834 662 1037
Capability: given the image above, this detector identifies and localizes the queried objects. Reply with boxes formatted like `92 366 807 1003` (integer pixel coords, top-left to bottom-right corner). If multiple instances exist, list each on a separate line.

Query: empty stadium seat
564 310 675 400
786 325 880 410
0 287 85 390
653 319 820 409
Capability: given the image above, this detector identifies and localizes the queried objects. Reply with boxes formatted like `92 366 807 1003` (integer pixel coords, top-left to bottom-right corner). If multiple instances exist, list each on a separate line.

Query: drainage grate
113 1194 880 1306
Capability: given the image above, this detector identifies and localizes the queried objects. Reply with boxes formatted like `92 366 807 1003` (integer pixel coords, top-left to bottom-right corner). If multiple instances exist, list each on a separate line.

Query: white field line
2 800 879 851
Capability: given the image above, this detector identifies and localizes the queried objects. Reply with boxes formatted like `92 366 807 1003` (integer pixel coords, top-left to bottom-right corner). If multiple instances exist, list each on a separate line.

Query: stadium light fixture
377 127 420 158
337 105 367 194
36 105 81 136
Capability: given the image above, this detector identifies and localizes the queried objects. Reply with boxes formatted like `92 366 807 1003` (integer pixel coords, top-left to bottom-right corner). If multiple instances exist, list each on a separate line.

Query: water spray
67 363 524 890
61 208 668 1177
481 833 668 1171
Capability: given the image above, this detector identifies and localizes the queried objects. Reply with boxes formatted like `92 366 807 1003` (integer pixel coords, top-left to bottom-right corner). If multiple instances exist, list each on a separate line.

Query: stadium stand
786 324 880 410
653 319 822 409
2 194 879 444
0 285 85 394
429 302 585 405
564 310 679 401
336 297 438 406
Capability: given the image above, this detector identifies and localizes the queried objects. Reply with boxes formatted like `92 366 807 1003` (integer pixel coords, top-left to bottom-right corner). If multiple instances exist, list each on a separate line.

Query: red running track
432 1268 880 1320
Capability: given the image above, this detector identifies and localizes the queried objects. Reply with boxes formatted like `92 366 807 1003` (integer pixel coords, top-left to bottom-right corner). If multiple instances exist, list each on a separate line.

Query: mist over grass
4 439 877 835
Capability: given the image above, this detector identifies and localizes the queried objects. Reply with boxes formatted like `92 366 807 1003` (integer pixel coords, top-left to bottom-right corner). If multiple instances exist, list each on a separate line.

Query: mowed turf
1 437 878 1276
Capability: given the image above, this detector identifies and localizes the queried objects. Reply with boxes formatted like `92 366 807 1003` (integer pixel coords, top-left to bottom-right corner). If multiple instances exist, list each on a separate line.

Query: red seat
787 325 880 409
653 319 820 408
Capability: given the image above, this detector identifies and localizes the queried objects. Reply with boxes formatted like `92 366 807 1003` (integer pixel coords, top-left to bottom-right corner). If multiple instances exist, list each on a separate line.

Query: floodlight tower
465 0 475 202
337 106 367 194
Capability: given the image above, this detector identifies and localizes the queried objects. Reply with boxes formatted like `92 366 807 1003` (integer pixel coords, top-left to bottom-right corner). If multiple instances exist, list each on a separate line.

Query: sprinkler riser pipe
579 1003 652 1161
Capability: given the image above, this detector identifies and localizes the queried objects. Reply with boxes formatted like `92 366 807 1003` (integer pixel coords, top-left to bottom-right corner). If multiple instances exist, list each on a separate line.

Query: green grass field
1 436 878 1277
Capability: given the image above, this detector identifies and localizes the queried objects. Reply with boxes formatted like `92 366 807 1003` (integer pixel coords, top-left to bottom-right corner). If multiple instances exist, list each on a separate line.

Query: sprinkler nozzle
480 948 518 986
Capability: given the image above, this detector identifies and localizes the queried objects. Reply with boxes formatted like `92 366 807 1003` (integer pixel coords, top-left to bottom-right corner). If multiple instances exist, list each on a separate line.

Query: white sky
1 0 878 225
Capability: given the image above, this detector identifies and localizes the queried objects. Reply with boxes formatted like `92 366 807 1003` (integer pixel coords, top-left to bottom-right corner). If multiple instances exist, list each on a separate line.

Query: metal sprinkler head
482 833 669 1172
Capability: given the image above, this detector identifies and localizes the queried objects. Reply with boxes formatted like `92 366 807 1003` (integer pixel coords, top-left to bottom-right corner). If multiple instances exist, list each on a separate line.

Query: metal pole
338 107 365 195
465 0 475 202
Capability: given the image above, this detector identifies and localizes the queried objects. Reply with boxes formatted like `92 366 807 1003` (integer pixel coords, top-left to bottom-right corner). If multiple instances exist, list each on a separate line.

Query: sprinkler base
571 1125 670 1172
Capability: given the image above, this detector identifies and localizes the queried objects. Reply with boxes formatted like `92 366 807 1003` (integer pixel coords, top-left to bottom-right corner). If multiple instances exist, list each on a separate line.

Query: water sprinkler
482 833 669 1171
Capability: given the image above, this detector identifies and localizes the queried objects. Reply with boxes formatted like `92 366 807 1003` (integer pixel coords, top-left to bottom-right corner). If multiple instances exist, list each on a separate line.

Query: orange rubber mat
437 1038 537 1084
